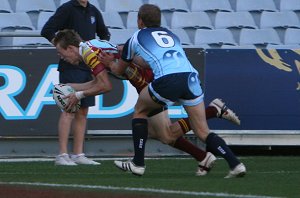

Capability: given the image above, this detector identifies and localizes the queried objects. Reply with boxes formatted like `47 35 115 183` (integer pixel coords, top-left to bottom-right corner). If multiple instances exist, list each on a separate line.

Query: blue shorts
59 69 95 107
149 72 204 106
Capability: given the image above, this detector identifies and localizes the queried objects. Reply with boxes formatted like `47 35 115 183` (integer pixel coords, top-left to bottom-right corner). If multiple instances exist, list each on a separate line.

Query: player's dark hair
138 4 161 27
53 29 82 49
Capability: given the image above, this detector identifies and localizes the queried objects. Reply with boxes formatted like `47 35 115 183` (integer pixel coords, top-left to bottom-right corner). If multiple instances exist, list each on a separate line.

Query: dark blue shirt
41 0 110 71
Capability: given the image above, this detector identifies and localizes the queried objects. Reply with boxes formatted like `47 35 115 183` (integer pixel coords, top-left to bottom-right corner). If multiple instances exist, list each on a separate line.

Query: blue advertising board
0 48 204 136
205 49 300 130
1 48 299 136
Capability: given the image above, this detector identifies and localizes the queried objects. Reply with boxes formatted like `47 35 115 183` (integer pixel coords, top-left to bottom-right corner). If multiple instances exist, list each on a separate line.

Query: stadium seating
235 0 277 12
239 28 281 47
171 28 193 46
0 0 300 49
12 36 52 47
0 0 13 13
0 30 51 47
260 11 300 28
284 28 300 45
276 0 300 11
147 0 189 12
37 12 53 30
101 12 125 29
170 12 213 29
126 11 168 29
15 0 56 13
0 13 35 31
215 11 258 29
194 29 237 47
125 12 139 29
189 0 232 12
108 28 136 45
100 0 143 13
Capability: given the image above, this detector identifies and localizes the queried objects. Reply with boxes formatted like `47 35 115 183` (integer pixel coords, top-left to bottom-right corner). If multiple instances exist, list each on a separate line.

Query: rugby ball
52 84 81 113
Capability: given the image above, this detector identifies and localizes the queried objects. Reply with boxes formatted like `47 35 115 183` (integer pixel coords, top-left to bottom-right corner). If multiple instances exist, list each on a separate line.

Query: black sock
206 133 240 169
132 118 148 166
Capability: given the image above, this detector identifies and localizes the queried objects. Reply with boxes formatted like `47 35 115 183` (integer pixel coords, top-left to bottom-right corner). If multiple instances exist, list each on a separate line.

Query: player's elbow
98 81 112 94
104 81 113 93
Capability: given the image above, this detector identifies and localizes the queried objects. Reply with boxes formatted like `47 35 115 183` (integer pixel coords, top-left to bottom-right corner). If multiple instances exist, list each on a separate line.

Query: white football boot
114 160 145 176
71 153 100 165
209 98 241 125
196 152 217 176
224 163 246 178
55 153 77 166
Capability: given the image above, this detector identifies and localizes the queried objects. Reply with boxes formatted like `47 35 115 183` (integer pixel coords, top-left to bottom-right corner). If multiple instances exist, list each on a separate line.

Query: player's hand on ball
63 93 80 113
53 84 81 113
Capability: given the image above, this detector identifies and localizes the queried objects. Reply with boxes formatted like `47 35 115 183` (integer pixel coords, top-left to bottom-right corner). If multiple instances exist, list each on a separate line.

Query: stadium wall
0 48 299 156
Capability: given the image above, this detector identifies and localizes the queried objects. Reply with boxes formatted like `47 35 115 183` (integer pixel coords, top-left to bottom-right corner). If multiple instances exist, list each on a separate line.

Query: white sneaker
114 160 145 176
209 98 241 125
224 163 246 178
196 152 217 176
70 154 100 165
55 153 77 166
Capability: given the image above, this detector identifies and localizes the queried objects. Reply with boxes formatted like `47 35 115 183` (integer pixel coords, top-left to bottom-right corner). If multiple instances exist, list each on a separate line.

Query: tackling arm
81 70 112 97
64 70 112 112
99 51 130 76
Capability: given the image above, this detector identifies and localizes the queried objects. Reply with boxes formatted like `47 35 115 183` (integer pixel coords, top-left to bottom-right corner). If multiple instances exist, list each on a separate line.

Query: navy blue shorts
59 69 95 107
149 72 204 106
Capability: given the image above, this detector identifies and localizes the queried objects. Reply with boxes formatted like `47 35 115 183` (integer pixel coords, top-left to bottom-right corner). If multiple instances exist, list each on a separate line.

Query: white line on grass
0 157 180 162
0 157 252 163
0 182 283 198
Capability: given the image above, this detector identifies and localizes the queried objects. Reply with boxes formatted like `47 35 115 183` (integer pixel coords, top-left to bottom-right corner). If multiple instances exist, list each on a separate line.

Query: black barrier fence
0 48 299 136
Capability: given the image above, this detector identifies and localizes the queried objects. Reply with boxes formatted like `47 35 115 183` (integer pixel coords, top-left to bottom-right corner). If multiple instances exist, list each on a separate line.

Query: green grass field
0 156 299 198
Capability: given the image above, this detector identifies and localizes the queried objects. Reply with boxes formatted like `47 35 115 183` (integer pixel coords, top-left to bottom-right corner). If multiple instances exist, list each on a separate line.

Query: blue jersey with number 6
121 27 198 80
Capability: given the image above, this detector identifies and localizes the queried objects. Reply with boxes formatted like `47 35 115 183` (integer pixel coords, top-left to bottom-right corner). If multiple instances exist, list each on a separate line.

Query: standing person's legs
55 69 99 166
72 107 88 155
58 111 74 155
55 111 77 166
55 70 78 166
70 105 100 165
68 70 99 165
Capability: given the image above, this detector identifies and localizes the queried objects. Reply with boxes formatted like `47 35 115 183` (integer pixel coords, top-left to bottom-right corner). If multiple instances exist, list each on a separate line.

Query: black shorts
59 69 95 107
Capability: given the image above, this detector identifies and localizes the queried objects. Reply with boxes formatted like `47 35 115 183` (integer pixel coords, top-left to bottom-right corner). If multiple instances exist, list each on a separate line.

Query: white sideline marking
0 157 203 163
0 182 283 198
0 158 53 162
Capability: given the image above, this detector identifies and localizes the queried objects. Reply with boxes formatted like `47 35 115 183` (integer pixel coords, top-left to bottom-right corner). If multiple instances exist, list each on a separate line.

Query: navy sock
132 118 148 166
173 136 206 162
206 133 240 169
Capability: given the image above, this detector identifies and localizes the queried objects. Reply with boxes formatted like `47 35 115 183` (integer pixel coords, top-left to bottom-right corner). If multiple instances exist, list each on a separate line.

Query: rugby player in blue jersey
100 4 246 178
53 28 243 177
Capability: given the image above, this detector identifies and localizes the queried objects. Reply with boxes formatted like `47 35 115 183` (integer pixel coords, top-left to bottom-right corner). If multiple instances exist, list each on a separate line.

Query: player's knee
159 134 176 145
